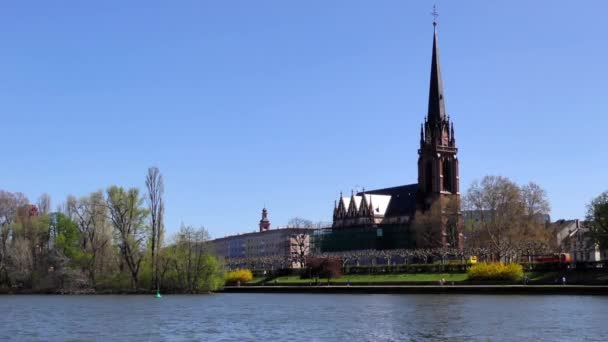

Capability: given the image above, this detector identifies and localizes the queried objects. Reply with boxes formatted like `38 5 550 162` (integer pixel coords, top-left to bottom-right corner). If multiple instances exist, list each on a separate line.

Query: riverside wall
221 285 608 295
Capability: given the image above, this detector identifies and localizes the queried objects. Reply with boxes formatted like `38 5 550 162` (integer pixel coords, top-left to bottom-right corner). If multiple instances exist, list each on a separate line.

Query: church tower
417 14 463 249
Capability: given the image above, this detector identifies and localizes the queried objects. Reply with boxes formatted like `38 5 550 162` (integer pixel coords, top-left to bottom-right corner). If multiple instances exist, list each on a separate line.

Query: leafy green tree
196 254 224 292
106 186 148 289
587 191 608 249
162 225 224 293
50 213 82 262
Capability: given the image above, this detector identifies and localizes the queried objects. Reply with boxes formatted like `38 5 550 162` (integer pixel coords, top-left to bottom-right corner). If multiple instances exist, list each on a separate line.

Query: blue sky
1 1 606 238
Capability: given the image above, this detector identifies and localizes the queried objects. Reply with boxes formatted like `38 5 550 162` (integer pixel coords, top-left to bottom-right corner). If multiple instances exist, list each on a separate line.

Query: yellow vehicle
446 256 478 265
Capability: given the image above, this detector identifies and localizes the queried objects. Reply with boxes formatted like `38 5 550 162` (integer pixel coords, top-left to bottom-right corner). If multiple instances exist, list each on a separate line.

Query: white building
210 208 314 268
562 220 608 262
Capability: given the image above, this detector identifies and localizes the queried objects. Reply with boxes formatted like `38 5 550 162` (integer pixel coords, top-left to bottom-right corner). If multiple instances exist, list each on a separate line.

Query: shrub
467 262 523 281
304 257 342 280
225 269 253 284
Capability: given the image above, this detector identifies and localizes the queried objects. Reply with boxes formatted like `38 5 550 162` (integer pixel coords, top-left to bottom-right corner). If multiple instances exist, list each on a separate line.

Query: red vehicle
526 253 571 263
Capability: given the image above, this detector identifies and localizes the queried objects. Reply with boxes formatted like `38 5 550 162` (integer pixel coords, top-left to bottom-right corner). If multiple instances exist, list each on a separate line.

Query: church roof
358 184 418 217
362 194 392 216
341 196 351 209
352 196 362 208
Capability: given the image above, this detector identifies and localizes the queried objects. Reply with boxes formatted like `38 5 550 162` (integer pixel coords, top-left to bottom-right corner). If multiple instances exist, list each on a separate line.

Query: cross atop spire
431 4 439 27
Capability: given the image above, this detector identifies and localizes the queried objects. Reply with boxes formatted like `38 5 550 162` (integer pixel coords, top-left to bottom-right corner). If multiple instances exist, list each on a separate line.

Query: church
323 18 464 252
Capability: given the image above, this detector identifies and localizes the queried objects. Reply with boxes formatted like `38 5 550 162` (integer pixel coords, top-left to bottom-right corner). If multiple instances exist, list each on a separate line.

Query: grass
526 271 558 282
241 270 608 286
251 273 468 284
247 277 267 284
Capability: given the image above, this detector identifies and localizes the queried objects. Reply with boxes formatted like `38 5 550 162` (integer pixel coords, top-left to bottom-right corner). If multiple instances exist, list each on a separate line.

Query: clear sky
1 1 606 238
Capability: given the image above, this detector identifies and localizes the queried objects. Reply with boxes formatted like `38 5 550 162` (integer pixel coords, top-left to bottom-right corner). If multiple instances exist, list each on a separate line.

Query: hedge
344 264 470 275
467 263 524 281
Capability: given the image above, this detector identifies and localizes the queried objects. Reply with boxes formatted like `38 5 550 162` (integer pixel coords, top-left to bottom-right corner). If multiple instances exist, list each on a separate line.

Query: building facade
211 208 314 268
327 18 464 251
564 220 608 262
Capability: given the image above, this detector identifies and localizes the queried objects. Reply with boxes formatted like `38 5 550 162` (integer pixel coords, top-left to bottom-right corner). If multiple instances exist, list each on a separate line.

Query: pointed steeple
420 124 424 145
427 15 447 125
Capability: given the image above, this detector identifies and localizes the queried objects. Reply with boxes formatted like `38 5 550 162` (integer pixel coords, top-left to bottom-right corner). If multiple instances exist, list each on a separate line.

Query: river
0 294 606 341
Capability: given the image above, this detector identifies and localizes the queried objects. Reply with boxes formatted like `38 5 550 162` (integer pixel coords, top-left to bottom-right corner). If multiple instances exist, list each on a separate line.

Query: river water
0 294 606 341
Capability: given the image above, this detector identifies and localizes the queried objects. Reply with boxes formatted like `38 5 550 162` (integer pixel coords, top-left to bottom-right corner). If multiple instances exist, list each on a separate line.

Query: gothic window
442 158 452 193
425 161 433 193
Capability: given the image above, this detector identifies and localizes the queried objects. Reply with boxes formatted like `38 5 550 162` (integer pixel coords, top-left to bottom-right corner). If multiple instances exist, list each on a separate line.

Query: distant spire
427 5 447 124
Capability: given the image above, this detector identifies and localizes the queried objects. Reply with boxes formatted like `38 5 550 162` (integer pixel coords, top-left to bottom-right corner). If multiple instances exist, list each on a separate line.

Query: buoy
155 289 162 298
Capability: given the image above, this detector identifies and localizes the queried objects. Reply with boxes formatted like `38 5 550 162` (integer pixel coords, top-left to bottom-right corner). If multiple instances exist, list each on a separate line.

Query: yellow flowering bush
225 269 253 284
467 262 523 281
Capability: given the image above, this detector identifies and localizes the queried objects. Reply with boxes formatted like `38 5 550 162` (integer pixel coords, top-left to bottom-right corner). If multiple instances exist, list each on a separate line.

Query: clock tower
417 17 463 249
259 207 271 232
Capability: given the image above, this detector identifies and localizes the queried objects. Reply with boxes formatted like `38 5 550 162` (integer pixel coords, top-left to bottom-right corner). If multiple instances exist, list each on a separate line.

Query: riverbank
0 288 213 295
221 284 608 295
0 289 153 295
248 270 608 286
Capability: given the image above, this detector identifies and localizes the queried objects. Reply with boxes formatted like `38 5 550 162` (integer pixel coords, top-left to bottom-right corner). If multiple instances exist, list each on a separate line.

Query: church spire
427 7 446 125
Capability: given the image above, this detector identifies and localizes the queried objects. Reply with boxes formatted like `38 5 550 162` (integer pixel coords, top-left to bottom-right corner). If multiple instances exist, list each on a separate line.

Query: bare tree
412 201 444 249
290 232 309 268
0 191 14 283
288 217 313 228
464 176 552 261
0 191 29 226
37 193 51 216
0 191 29 285
145 167 164 291
106 186 148 289
465 176 522 260
68 191 111 287
7 237 34 287
521 182 550 219
444 197 462 249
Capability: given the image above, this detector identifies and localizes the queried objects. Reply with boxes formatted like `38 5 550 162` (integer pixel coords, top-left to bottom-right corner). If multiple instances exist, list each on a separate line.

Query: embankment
221 285 608 295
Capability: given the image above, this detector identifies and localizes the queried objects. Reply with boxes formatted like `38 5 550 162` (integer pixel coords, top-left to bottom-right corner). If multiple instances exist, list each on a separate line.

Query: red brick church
330 17 464 250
